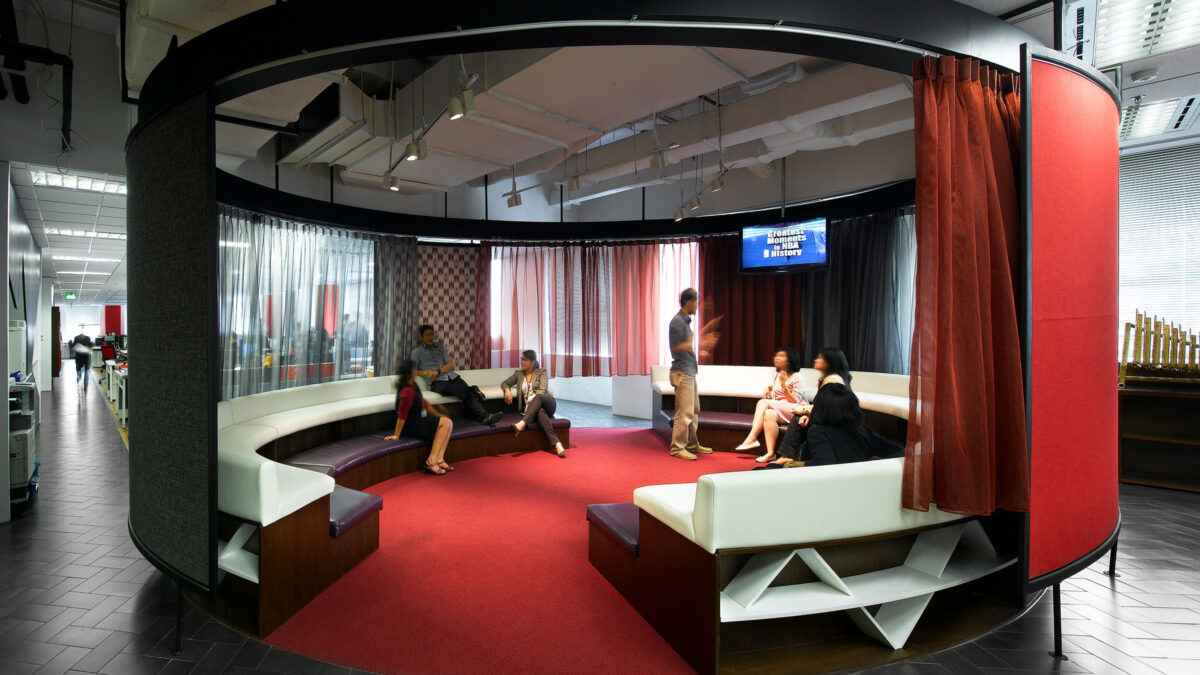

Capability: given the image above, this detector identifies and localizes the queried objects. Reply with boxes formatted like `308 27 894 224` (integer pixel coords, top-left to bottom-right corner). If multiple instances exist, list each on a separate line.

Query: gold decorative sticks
1119 312 1200 389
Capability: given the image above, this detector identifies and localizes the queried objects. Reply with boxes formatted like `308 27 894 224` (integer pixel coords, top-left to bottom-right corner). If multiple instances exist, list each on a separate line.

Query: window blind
1118 143 1200 352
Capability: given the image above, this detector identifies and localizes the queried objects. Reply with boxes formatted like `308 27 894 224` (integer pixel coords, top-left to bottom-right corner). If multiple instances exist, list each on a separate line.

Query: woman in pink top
734 348 808 462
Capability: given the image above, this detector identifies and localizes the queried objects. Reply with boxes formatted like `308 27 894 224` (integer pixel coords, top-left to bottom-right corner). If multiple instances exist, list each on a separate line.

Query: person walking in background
503 349 566 457
69 328 94 393
411 324 503 427
385 359 454 475
668 288 720 460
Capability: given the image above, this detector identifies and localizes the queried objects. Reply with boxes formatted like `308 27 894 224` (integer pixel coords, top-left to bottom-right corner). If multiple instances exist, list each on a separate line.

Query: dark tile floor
2 374 1197 674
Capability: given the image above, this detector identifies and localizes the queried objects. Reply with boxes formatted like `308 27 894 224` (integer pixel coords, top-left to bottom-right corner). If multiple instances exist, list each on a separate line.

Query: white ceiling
9 162 127 306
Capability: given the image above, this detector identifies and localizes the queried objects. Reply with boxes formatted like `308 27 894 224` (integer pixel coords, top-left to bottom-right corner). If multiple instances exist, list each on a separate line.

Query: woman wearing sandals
502 349 566 457
385 359 455 475
734 348 807 463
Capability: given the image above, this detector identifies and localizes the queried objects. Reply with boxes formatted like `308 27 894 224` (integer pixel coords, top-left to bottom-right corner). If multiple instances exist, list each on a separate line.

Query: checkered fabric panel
418 245 481 369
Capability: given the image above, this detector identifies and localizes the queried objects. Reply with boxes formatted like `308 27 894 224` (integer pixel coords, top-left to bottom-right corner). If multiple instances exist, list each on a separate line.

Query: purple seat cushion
328 485 383 538
284 432 423 477
587 502 639 557
660 410 787 431
448 412 571 440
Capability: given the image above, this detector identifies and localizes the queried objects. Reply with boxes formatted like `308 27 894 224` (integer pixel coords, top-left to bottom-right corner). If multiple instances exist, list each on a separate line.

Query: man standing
411 325 502 427
668 289 719 460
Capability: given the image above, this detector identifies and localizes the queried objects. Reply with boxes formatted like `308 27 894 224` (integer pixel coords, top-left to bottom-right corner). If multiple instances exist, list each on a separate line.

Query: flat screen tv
740 217 828 273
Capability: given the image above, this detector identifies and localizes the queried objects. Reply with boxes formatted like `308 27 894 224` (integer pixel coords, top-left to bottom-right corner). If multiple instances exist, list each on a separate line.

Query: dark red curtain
698 235 804 366
903 55 1030 515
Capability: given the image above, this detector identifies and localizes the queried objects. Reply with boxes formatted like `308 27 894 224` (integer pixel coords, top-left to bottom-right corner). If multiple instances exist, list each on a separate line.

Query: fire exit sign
64 292 77 300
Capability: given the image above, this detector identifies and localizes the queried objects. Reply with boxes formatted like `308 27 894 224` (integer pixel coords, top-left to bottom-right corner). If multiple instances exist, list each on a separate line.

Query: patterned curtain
373 235 419 378
417 245 481 369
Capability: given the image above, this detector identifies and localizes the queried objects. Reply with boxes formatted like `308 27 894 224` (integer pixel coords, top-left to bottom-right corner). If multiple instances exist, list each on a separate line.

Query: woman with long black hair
502 349 566 457
385 359 454 475
771 346 855 465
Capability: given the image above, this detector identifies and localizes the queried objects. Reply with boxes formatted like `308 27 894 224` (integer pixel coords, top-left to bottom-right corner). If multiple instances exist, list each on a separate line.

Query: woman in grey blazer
502 349 565 457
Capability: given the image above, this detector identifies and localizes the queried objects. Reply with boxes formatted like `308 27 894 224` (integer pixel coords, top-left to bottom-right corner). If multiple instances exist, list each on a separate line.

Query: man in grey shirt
668 288 719 460
411 325 501 426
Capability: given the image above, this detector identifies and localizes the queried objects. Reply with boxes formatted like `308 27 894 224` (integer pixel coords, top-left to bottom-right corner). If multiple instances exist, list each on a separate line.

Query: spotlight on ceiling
566 176 580 192
710 176 724 192
673 209 684 222
404 142 419 161
649 151 668 169
448 97 464 120
461 88 476 114
689 196 701 211
387 175 400 192
417 138 428 160
506 193 523 208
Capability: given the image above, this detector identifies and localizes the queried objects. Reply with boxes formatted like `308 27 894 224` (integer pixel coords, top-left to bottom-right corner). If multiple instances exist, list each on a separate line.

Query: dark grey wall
7 177 42 377
126 90 217 593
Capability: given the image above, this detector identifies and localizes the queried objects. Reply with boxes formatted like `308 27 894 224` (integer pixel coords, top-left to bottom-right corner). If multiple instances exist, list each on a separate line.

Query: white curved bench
216 368 518 527
650 365 911 420
589 459 1015 670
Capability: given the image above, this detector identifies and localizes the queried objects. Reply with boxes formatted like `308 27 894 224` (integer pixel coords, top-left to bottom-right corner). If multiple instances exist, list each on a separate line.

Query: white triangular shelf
718 520 1015 649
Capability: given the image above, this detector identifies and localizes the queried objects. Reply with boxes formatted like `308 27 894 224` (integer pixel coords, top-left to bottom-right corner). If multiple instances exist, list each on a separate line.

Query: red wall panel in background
1028 58 1120 580
103 305 123 335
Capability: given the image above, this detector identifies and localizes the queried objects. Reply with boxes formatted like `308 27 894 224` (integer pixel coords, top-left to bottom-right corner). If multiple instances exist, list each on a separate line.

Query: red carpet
266 428 755 674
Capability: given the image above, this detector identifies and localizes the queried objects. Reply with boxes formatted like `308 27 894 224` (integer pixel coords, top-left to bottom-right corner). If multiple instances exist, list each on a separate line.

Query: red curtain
903 55 1030 515
698 235 804 366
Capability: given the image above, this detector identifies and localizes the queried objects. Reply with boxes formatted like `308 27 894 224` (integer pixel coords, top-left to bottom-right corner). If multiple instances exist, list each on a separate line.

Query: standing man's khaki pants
669 370 700 453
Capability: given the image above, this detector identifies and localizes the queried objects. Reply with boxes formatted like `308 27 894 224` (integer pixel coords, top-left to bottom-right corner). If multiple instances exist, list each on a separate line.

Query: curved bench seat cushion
587 503 640 556
633 482 699 542
661 410 787 431
447 412 571 441
329 485 383 538
217 423 335 526
635 458 966 554
284 433 423 477
856 393 910 419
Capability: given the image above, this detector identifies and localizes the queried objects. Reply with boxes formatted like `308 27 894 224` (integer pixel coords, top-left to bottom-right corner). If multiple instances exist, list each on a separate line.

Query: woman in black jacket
770 383 903 468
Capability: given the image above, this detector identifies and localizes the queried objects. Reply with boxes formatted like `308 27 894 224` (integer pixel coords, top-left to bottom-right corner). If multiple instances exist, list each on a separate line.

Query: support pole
173 583 184 656
1104 538 1119 578
1048 583 1068 661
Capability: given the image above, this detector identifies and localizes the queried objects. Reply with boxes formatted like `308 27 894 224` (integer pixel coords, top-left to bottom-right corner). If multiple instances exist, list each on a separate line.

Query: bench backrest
691 458 964 552
652 364 908 399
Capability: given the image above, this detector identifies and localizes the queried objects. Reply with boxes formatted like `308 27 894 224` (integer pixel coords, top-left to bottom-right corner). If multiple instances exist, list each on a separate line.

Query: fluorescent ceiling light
57 271 106 275
44 227 127 240
1094 0 1200 68
53 255 121 263
30 170 127 195
1120 97 1180 139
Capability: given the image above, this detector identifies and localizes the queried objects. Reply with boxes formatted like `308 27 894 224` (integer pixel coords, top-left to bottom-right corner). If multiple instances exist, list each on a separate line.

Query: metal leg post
1048 582 1068 661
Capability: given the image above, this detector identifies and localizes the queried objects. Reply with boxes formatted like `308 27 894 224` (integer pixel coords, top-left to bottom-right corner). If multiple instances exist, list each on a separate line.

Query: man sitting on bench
411 324 502 427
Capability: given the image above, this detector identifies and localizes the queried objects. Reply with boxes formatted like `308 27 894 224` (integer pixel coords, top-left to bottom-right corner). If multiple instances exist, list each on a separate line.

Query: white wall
612 375 652 419
59 304 103 337
0 11 134 175
548 376 611 406
37 280 53 392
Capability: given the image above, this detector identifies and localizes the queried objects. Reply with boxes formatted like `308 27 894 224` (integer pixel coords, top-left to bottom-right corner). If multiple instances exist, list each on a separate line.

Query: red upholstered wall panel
1028 59 1120 580
103 305 122 335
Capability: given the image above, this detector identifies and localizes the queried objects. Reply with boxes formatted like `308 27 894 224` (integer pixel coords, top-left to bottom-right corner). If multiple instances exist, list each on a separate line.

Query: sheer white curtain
218 205 374 399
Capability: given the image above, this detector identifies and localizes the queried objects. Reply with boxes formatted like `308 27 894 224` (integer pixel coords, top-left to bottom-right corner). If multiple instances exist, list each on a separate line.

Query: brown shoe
670 449 698 460
689 444 714 454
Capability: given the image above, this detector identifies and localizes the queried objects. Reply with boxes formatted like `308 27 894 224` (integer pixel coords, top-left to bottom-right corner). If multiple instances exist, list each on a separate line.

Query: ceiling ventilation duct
278 83 390 168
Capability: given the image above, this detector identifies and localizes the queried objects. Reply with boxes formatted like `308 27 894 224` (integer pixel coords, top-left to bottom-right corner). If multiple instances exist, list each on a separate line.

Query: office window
1118 144 1200 355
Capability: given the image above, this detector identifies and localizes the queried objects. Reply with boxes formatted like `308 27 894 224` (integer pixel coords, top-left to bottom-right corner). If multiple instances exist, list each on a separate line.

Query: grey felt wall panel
126 90 216 592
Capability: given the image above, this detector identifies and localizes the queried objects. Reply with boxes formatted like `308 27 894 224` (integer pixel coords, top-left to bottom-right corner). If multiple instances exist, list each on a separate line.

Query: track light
387 175 400 192
650 151 668 169
710 176 724 192
448 97 464 120
460 88 476 114
689 196 701 211
673 209 684 222
507 193 523 208
404 142 419 162
566 176 579 192
417 138 428 160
